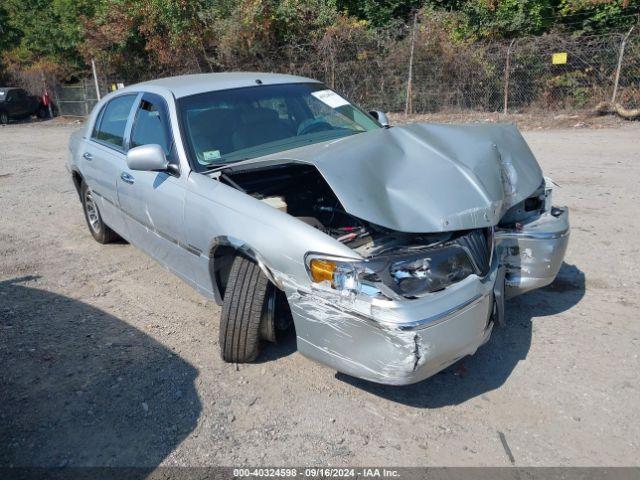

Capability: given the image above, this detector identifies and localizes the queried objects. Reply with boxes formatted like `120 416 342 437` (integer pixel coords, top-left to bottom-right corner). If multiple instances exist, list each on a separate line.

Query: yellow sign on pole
552 52 568 65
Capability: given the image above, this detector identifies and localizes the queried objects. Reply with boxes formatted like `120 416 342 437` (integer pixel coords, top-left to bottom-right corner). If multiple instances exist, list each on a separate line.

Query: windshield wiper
203 162 233 171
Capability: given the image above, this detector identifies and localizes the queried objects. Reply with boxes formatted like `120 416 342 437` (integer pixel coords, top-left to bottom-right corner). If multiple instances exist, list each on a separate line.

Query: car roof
125 72 321 99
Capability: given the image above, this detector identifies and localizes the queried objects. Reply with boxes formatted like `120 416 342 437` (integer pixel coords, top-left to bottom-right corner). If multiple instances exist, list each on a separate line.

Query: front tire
0 111 8 125
80 181 119 244
219 255 274 362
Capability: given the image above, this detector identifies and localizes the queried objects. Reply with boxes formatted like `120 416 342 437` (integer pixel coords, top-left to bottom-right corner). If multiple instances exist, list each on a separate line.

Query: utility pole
405 11 418 116
91 58 101 101
503 39 516 115
611 25 635 104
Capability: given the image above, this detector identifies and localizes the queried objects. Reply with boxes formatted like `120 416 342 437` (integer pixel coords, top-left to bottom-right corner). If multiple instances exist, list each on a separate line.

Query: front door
117 93 196 281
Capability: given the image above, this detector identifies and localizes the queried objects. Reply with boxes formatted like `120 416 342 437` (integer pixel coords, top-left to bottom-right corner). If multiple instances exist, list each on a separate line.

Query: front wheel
0 111 8 125
219 255 279 362
80 181 119 244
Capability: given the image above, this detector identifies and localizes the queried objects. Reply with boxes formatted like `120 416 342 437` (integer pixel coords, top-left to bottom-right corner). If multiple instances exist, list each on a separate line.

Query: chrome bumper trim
495 229 570 240
297 290 487 332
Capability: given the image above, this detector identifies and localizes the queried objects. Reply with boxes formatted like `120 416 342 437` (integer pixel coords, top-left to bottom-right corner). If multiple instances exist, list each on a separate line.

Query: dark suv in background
0 87 44 124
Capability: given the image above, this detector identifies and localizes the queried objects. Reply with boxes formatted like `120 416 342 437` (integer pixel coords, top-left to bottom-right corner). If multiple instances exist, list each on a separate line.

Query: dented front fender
496 207 570 297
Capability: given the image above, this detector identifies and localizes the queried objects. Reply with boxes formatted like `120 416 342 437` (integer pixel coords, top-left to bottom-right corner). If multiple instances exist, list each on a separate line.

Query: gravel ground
1 120 639 468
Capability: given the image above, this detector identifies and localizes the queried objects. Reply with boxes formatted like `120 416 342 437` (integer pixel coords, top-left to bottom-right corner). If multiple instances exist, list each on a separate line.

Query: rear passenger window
92 95 136 149
130 95 172 158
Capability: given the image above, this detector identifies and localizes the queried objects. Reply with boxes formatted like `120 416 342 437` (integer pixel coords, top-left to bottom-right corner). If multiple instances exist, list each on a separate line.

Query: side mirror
126 144 169 172
369 110 390 128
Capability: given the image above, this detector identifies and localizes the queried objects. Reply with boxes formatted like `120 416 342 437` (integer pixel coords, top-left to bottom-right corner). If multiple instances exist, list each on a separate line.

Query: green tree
459 0 556 38
2 0 98 71
336 0 426 26
557 0 640 34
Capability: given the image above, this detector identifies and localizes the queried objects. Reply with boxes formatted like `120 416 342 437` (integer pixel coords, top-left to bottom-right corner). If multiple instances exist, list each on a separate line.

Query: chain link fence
53 78 110 117
280 26 640 114
55 26 640 116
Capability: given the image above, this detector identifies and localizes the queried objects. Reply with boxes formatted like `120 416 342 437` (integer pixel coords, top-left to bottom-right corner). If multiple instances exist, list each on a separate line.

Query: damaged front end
495 178 570 297
213 123 569 385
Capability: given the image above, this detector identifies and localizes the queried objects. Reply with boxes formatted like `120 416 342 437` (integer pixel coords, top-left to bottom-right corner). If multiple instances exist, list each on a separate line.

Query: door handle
82 152 93 161
120 172 135 185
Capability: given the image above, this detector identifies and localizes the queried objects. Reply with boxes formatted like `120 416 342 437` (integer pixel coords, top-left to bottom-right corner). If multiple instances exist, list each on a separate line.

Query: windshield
178 83 380 170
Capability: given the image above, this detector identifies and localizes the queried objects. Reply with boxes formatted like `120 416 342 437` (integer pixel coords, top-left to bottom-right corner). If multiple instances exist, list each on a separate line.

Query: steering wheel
297 118 333 136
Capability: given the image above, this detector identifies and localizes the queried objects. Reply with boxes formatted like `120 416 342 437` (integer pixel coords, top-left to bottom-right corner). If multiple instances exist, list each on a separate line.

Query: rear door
117 92 192 279
80 93 138 237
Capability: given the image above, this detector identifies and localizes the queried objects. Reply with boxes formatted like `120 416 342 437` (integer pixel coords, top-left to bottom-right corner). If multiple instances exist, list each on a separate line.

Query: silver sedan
67 73 569 385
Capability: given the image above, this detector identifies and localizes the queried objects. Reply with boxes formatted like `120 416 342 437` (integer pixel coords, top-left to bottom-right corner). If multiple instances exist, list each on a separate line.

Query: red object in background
41 90 50 106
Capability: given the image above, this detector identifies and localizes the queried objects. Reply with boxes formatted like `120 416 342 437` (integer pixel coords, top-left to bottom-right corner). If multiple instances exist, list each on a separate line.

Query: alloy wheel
84 189 101 233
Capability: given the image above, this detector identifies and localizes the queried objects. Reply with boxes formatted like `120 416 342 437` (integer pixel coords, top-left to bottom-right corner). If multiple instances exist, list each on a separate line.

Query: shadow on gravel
0 276 201 470
337 262 585 407
255 329 298 364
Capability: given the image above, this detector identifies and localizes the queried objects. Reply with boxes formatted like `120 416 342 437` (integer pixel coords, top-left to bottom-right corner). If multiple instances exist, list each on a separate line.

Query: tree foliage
1 0 638 82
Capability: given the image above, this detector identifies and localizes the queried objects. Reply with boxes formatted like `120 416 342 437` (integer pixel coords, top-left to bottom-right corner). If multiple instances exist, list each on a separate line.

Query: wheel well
211 245 294 338
209 243 284 303
210 245 239 302
71 170 83 199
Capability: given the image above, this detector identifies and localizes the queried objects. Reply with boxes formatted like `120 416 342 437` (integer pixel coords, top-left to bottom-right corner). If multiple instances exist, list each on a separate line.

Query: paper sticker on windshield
203 150 221 162
311 90 350 109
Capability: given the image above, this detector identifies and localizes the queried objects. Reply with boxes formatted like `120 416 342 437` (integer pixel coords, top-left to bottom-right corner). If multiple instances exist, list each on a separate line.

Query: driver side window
130 94 173 160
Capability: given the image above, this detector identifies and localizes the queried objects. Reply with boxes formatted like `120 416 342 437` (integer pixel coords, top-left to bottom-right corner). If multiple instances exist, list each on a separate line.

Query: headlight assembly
306 244 477 300
307 256 362 296
387 246 474 297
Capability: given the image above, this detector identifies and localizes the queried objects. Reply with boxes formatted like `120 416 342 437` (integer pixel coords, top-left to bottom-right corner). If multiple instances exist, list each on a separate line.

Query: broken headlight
306 245 476 300
306 256 362 297
387 246 474 297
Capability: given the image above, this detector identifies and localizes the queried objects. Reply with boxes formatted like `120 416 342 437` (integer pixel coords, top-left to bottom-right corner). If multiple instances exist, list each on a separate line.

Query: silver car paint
497 206 570 298
125 144 169 172
217 122 543 233
68 73 569 385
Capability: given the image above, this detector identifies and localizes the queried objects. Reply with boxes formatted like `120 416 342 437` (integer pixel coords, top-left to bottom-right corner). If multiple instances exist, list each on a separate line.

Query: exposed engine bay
218 162 451 256
217 162 525 298
218 161 546 255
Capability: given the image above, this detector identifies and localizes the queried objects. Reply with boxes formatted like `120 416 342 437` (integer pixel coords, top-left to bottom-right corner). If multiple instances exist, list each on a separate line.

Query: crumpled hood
225 123 544 233
311 123 543 232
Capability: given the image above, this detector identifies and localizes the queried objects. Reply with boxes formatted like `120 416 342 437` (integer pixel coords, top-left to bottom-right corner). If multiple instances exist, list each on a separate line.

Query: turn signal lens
309 259 336 284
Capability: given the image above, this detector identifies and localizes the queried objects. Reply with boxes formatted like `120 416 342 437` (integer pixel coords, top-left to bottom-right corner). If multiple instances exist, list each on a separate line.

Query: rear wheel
219 255 281 362
80 181 119 244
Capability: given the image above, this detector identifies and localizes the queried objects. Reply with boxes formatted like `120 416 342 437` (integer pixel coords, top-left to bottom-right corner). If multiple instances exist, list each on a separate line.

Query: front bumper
287 269 497 385
286 206 569 386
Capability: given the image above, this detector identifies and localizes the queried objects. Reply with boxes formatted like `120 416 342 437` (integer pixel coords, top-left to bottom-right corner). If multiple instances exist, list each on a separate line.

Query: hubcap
84 190 101 233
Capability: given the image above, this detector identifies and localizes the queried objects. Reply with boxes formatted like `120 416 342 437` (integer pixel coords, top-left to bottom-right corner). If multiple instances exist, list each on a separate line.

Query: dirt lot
1 119 639 468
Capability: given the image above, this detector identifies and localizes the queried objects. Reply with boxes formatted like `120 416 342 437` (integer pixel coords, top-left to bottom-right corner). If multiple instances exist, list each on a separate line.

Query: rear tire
80 181 119 244
219 255 273 362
